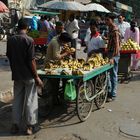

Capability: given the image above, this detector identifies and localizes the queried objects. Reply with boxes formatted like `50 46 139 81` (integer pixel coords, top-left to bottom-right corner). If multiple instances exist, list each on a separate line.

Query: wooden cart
118 50 140 82
37 64 113 122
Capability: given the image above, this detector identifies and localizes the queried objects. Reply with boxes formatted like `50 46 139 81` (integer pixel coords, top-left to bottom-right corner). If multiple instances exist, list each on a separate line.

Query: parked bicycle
0 25 18 40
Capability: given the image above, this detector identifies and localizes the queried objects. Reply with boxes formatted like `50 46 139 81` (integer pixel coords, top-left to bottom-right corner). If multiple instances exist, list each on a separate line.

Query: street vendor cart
118 39 140 82
37 63 113 122
118 50 138 81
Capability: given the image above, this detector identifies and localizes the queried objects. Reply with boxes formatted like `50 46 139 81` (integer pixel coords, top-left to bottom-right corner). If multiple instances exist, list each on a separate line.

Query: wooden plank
37 70 82 79
83 64 113 81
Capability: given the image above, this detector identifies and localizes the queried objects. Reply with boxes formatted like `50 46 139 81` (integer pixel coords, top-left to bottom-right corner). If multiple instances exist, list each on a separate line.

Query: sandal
26 125 33 135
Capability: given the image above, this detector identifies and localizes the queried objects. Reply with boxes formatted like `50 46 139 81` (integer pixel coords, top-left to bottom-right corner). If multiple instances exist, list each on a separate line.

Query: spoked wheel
0 27 5 40
77 80 94 122
94 72 108 109
38 79 53 117
35 45 46 64
35 52 45 61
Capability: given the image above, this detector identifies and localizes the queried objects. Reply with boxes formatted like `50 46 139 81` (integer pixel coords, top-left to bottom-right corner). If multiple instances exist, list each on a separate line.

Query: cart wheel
35 51 45 62
35 45 46 63
76 80 94 122
94 72 108 109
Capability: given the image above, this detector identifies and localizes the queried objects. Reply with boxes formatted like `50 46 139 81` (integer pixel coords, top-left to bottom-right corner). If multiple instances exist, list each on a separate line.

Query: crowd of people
6 12 140 135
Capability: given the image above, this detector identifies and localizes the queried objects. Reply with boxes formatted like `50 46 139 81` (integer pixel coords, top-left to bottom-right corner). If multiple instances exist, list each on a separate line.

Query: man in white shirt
65 14 80 58
117 14 130 40
84 20 105 57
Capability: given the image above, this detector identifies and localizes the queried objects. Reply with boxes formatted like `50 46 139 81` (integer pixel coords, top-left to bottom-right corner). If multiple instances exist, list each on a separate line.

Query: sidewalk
0 55 13 104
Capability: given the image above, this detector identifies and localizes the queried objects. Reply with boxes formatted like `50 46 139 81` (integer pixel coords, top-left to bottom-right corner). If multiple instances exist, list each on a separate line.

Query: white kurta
85 33 105 54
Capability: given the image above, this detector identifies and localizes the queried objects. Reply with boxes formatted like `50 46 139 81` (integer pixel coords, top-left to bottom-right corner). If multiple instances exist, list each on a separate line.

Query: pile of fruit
44 54 109 75
27 30 40 38
61 44 76 54
121 39 140 51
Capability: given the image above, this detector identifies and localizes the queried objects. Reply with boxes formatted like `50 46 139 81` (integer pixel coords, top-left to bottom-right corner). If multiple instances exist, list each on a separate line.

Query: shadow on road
0 102 12 136
118 71 140 84
0 98 98 137
39 101 98 129
0 56 10 72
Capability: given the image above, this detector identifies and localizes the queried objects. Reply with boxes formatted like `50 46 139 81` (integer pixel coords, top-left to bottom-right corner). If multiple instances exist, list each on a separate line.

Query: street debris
107 109 112 112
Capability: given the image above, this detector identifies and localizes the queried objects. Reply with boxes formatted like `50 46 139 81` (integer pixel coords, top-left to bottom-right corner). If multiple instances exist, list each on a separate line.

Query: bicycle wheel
0 27 5 40
94 72 108 109
35 52 44 61
35 45 46 64
77 80 94 122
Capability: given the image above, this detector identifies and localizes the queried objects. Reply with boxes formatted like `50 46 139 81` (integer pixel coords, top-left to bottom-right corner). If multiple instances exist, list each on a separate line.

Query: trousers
12 79 38 126
108 56 120 97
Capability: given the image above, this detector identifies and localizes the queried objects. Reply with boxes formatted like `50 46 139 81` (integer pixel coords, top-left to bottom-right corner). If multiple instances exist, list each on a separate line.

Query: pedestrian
124 20 140 70
48 16 56 30
105 13 121 102
65 14 80 58
47 21 65 44
6 18 43 135
117 14 130 42
38 15 48 38
84 20 105 58
44 15 51 31
30 16 38 30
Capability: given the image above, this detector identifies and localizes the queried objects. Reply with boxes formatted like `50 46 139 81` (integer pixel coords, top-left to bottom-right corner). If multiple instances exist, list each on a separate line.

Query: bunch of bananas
87 53 107 69
60 59 85 70
121 39 140 51
61 44 76 54
44 54 109 75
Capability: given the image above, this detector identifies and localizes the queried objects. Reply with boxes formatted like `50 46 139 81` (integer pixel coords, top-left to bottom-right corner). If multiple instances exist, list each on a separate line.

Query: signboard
116 2 132 13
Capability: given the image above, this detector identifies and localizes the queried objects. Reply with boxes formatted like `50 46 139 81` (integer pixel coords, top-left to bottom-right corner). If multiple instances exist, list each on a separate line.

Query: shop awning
116 2 132 12
38 1 87 11
0 1 9 13
30 10 60 16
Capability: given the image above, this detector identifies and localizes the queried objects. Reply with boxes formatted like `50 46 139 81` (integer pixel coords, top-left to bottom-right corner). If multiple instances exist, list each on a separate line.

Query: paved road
0 41 12 93
0 40 140 140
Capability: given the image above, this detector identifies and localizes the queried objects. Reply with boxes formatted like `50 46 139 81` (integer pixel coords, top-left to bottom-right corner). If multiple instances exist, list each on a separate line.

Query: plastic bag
64 79 76 101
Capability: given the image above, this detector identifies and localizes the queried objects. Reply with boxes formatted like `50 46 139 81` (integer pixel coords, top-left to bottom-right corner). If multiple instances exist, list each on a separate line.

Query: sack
76 39 81 50
64 79 76 101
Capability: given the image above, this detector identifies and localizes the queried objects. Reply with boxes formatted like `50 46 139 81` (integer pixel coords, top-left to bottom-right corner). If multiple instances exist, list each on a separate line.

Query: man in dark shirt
105 13 121 102
7 18 43 135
